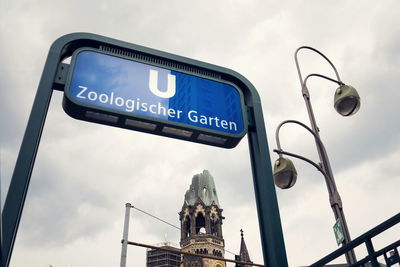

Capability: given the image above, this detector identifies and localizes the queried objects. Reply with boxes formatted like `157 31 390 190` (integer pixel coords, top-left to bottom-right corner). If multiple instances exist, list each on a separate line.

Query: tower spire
239 229 252 267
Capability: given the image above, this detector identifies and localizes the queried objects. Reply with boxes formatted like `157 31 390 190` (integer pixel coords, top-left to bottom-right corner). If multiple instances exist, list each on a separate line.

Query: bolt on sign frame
0 33 288 267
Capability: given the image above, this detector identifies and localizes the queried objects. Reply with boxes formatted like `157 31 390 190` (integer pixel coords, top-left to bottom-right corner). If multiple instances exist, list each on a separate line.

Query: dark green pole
247 90 289 267
1 39 60 267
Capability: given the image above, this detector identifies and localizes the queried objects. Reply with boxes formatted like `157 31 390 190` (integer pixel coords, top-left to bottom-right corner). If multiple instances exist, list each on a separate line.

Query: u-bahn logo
149 69 176 98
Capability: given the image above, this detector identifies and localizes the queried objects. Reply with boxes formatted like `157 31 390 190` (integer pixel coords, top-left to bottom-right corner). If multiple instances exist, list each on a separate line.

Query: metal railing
310 213 400 267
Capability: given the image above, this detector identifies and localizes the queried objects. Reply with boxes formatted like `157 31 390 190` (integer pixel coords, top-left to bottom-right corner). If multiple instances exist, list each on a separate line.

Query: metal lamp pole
294 46 357 264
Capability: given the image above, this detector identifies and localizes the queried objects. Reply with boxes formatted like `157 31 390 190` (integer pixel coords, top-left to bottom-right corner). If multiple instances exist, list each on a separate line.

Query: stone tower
179 170 226 267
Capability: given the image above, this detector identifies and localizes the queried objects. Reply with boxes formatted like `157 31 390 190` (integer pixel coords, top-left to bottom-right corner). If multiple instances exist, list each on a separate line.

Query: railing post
365 238 379 267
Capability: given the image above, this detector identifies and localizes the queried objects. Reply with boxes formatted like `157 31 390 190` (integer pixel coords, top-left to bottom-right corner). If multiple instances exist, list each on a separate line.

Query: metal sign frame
0 32 288 267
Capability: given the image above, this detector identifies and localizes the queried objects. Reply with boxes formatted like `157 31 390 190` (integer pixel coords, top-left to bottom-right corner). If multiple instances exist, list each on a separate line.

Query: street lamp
273 46 360 265
334 84 360 116
274 120 327 189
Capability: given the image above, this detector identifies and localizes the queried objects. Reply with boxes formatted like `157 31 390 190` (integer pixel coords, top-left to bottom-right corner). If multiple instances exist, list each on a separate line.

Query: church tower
179 170 226 267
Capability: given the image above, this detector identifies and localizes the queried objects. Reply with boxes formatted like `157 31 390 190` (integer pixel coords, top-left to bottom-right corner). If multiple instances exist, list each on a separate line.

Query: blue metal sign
63 49 247 147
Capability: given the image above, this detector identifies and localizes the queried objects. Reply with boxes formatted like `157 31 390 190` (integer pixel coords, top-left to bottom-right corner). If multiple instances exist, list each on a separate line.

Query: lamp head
334 85 360 116
273 157 297 189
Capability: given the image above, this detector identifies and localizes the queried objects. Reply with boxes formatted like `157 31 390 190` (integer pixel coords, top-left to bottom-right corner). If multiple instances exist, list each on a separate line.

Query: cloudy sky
1 1 399 267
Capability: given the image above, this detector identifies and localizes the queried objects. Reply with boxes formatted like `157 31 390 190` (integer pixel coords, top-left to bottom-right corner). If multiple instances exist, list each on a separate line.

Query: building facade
146 245 181 267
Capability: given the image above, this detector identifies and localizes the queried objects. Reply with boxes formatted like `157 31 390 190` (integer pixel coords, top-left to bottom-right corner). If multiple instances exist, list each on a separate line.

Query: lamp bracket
302 85 310 98
53 62 70 91
329 192 343 209
246 106 255 127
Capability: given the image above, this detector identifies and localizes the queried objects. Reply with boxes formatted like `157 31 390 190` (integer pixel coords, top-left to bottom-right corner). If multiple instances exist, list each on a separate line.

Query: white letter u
149 69 176 98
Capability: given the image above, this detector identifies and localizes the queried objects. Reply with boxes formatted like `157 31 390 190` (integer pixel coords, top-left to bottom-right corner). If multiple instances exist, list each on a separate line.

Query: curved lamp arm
273 149 327 178
274 119 330 180
302 73 345 98
295 46 343 90
304 73 344 87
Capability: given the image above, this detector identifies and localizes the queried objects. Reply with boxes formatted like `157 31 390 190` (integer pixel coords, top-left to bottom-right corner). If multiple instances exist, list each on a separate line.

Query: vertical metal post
1 163 2 264
120 203 132 267
365 239 379 267
303 95 357 264
247 91 289 267
1 41 61 267
1 33 105 267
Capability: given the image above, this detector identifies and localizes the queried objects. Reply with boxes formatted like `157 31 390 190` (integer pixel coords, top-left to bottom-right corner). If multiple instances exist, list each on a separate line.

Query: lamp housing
334 85 360 116
273 157 297 189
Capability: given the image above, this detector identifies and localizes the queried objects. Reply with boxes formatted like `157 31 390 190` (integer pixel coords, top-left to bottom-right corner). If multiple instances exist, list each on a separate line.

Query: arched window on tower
183 215 191 238
211 215 218 236
195 212 205 235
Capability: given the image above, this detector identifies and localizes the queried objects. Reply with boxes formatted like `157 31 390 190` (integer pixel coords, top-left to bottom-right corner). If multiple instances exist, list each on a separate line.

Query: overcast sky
1 1 399 267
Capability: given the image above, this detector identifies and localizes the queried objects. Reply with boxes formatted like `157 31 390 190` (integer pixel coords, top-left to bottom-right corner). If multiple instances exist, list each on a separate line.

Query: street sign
3 33 288 267
333 219 345 246
63 49 247 148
